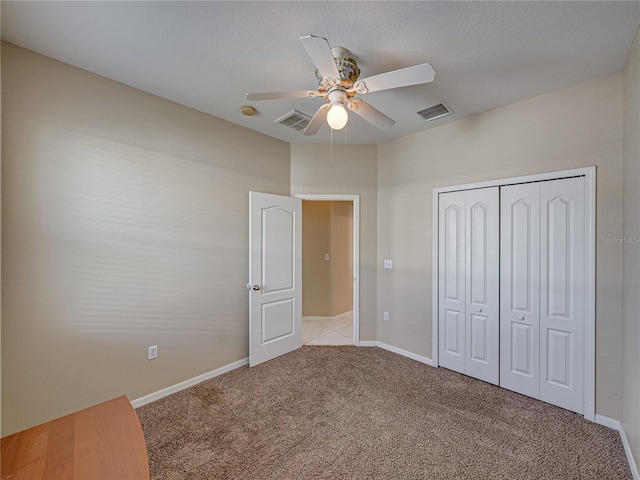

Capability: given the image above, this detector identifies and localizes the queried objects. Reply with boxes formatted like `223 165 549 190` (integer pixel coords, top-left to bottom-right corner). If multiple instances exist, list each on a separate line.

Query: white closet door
539 177 585 413
500 183 541 398
438 191 466 374
439 188 499 382
465 187 500 385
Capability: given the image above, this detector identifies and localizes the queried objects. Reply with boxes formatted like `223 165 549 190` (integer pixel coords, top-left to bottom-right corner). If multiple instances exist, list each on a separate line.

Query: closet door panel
540 177 585 413
500 183 540 398
438 191 466 374
465 187 500 385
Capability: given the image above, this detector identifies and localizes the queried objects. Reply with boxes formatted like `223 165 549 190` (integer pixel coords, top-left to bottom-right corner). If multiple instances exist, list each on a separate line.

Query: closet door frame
431 167 596 421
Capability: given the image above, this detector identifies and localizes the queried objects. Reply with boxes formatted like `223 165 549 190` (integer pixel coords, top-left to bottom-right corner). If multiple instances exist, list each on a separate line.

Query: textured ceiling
2 1 639 144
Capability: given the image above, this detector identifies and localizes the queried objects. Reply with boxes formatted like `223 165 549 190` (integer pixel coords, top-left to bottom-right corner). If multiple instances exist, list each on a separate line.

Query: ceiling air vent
417 103 452 122
275 110 312 132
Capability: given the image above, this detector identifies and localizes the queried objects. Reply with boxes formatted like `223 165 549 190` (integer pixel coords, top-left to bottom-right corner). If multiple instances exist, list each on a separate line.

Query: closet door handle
477 308 483 313
518 315 525 321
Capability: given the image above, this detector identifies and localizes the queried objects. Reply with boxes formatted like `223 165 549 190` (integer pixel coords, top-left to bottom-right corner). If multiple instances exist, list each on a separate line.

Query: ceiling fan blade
299 35 340 80
245 91 311 101
359 63 436 94
348 99 395 130
303 104 330 136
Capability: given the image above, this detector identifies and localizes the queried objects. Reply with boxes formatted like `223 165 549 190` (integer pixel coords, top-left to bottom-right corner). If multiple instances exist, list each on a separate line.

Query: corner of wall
621 21 640 479
0 19 4 438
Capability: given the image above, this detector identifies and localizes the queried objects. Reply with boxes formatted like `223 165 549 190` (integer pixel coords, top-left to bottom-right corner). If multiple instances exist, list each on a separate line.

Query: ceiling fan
245 35 436 136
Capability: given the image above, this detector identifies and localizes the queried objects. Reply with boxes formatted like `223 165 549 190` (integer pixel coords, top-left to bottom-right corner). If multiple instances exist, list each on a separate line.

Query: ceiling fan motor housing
315 46 361 90
328 89 348 106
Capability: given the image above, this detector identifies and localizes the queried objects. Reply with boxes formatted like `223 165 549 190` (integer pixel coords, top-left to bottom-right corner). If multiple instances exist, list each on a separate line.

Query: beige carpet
137 346 632 479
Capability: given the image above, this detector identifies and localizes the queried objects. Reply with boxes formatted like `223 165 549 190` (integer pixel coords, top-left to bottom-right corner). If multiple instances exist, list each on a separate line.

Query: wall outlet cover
148 345 158 360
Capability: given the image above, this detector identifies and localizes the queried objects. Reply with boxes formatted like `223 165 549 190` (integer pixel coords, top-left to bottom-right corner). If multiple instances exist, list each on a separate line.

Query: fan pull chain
330 127 333 167
344 123 347 163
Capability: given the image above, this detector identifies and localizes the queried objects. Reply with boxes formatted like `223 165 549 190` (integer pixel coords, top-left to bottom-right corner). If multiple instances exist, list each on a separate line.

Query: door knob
247 283 261 291
518 315 525 320
477 308 483 313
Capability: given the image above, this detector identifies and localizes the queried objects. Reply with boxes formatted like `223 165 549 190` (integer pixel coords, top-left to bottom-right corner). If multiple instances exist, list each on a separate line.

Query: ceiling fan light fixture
326 90 349 130
327 103 348 130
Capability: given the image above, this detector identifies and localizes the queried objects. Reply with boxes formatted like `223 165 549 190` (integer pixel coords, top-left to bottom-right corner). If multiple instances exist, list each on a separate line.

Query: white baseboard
303 310 353 323
357 340 433 367
595 414 621 430
595 414 639 480
130 357 249 409
130 337 428 409
302 316 329 322
376 342 434 366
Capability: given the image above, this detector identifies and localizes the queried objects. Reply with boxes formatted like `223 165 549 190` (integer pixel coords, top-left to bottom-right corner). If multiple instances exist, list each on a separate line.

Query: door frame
294 194 361 345
431 167 596 421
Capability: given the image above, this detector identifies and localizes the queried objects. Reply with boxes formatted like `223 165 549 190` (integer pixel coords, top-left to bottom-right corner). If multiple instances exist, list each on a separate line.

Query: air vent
274 110 312 132
417 103 452 122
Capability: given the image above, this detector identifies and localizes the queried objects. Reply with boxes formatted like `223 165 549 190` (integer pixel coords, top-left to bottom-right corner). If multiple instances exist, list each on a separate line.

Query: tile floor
302 313 353 345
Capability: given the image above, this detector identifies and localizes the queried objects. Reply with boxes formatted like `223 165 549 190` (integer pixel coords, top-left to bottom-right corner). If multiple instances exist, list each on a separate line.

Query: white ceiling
2 1 639 144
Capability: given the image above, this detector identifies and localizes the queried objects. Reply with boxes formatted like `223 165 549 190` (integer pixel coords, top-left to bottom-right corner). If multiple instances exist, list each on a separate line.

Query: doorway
295 194 360 345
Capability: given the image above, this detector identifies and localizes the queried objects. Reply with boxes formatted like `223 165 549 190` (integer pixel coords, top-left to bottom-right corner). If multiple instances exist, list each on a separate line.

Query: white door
439 188 499 384
500 182 541 398
438 191 466 374
500 178 585 413
249 192 302 367
465 187 500 385
539 177 585 413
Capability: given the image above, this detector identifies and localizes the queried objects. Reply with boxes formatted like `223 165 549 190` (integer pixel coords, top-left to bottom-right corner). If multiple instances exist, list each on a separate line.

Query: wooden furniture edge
1 395 150 480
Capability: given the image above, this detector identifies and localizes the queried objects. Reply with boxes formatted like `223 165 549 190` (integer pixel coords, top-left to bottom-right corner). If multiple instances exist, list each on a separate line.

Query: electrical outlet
324 253 330 261
384 259 393 269
148 345 158 360
383 311 390 321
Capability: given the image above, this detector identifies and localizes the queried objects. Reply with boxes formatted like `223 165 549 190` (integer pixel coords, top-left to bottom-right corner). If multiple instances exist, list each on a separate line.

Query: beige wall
291 144 377 341
622 26 640 470
377 72 624 419
0 12 3 437
301 201 353 317
302 201 331 316
1 43 290 435
330 201 353 316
